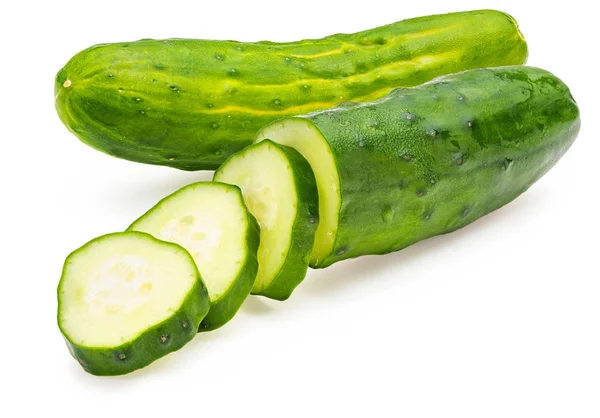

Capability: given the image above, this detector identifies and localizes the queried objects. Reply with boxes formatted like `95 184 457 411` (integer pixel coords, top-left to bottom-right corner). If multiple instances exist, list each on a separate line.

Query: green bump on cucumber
214 140 318 300
57 231 209 376
128 182 259 331
54 9 528 170
256 66 580 267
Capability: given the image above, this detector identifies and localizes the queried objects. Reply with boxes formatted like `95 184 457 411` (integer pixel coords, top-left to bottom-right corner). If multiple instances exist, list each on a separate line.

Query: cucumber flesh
58 231 209 375
214 140 318 300
255 120 338 267
128 182 259 331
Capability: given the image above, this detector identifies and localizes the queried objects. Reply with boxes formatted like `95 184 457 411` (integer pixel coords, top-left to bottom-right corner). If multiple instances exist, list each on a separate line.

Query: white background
1 1 598 416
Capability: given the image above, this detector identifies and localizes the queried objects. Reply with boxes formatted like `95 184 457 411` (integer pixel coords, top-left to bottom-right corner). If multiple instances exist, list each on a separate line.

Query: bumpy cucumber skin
127 183 260 332
214 141 319 301
198 194 260 331
57 232 210 376
55 10 527 170
261 66 580 268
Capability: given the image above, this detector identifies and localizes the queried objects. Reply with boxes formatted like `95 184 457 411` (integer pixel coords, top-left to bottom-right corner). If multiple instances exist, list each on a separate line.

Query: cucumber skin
58 232 210 376
54 10 527 170
261 66 580 268
198 208 259 331
214 141 319 301
127 183 260 332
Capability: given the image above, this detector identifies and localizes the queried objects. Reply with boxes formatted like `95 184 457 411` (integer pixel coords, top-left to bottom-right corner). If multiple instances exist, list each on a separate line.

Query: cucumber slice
128 182 259 331
255 120 339 267
214 140 318 300
57 232 209 376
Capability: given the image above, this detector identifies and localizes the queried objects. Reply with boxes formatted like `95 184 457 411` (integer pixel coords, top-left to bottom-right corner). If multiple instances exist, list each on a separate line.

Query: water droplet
214 54 224 61
382 206 394 222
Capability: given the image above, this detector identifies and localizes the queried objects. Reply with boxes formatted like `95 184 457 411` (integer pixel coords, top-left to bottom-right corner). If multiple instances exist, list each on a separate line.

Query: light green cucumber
57 231 209 376
128 182 259 331
214 141 318 300
55 10 527 170
256 66 580 267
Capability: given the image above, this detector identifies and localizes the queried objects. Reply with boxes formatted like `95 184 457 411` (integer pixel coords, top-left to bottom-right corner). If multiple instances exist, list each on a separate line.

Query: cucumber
57 232 209 376
128 182 259 331
256 66 580 267
55 10 527 170
214 141 318 300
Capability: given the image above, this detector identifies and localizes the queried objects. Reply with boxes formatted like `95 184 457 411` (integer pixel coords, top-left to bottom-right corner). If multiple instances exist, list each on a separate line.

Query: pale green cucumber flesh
255 120 338 266
57 231 209 375
214 140 318 300
257 66 580 268
128 182 259 331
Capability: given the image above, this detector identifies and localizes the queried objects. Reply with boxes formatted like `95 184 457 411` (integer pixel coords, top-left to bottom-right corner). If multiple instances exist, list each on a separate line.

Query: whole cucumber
55 10 527 170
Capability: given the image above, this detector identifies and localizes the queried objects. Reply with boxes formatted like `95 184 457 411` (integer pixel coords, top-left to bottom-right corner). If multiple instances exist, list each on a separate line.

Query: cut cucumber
57 231 209 376
128 182 259 331
214 140 318 300
256 66 580 267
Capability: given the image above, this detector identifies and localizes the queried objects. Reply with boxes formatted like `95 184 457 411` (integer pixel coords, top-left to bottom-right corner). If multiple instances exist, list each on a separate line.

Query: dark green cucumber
256 66 580 267
214 141 318 300
128 182 259 331
57 232 210 376
55 10 527 170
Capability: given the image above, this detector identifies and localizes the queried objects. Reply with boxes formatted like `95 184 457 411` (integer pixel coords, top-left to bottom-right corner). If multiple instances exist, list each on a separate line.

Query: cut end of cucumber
255 118 340 267
129 183 249 303
58 232 200 348
214 141 298 293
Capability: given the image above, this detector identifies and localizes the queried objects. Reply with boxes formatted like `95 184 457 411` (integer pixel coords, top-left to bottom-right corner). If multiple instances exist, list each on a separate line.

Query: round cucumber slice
128 182 259 331
255 119 339 267
57 231 209 376
214 140 318 300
